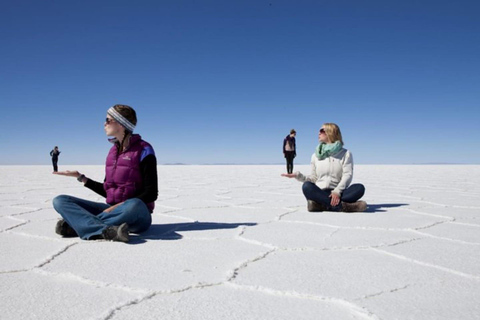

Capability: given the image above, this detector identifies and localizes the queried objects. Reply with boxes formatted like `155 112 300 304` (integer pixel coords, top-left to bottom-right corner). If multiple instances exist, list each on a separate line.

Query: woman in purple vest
52 104 158 242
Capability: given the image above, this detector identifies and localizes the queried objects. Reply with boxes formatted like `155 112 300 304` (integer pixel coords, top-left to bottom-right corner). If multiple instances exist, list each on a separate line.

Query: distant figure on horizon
281 123 367 212
50 146 61 172
52 104 158 243
283 129 296 174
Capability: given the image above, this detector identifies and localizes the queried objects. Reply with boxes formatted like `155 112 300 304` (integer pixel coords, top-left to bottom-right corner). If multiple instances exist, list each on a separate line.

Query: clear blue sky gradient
1 0 479 165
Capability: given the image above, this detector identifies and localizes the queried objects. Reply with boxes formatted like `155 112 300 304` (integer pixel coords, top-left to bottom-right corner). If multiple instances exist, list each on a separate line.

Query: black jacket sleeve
85 178 107 198
134 154 158 204
293 138 296 157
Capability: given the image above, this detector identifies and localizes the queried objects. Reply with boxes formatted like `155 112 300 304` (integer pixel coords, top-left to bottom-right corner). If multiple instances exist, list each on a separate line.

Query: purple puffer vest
104 134 155 212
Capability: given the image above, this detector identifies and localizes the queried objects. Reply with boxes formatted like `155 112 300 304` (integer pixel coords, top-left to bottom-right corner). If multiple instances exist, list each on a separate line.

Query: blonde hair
323 123 343 144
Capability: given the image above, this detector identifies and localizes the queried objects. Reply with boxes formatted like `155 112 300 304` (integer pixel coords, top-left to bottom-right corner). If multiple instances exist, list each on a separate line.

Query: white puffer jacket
295 148 353 195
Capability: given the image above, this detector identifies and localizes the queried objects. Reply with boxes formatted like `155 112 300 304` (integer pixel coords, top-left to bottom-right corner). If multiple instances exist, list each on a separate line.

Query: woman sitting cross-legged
52 104 158 242
282 123 366 212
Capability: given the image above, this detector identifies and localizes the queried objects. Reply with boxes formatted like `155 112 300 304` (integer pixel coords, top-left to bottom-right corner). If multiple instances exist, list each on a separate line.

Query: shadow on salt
129 221 257 244
364 203 409 213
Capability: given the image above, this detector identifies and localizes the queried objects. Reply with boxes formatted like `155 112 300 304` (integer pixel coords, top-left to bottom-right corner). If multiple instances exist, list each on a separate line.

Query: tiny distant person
283 129 296 174
52 104 158 242
50 146 61 172
282 123 366 212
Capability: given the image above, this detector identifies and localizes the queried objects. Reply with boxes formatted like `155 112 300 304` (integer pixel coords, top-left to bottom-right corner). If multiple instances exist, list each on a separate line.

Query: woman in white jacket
282 123 366 212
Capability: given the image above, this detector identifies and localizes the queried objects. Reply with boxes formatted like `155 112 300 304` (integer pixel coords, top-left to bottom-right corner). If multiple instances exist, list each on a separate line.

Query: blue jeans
52 195 152 240
302 182 365 211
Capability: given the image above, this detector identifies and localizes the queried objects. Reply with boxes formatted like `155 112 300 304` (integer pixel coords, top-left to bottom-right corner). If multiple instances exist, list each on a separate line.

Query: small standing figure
283 129 296 174
50 146 61 172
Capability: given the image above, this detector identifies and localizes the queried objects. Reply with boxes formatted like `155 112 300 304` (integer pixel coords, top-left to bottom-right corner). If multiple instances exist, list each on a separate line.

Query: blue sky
1 0 479 165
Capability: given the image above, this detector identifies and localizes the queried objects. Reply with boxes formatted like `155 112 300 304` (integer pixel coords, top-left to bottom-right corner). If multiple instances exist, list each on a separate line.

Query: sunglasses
105 118 115 124
319 128 326 134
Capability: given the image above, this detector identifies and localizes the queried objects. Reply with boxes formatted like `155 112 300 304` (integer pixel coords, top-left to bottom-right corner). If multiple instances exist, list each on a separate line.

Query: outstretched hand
53 170 81 178
281 173 296 178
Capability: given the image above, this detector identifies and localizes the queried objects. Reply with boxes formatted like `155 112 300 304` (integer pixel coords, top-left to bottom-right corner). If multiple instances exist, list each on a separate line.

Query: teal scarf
315 141 343 160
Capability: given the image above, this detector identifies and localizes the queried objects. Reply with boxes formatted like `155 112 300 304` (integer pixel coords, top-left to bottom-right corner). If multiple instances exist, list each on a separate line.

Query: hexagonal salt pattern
1 164 479 319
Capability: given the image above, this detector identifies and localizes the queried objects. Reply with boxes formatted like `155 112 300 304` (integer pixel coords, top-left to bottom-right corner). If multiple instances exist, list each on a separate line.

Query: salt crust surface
1 165 479 319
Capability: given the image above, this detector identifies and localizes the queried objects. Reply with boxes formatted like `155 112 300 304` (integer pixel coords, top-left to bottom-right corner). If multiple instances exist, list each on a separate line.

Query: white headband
107 107 136 132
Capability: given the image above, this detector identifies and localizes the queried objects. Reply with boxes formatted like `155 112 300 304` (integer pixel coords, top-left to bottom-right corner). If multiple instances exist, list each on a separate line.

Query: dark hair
290 129 296 134
112 104 137 151
113 104 137 129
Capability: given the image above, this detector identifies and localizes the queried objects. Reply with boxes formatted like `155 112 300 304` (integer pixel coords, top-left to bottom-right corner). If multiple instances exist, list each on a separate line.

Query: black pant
285 152 295 174
302 181 365 211
52 159 58 172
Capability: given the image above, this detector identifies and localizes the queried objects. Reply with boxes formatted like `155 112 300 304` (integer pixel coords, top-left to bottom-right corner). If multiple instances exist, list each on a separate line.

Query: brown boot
55 219 78 237
307 200 327 212
341 201 367 212
102 223 130 243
